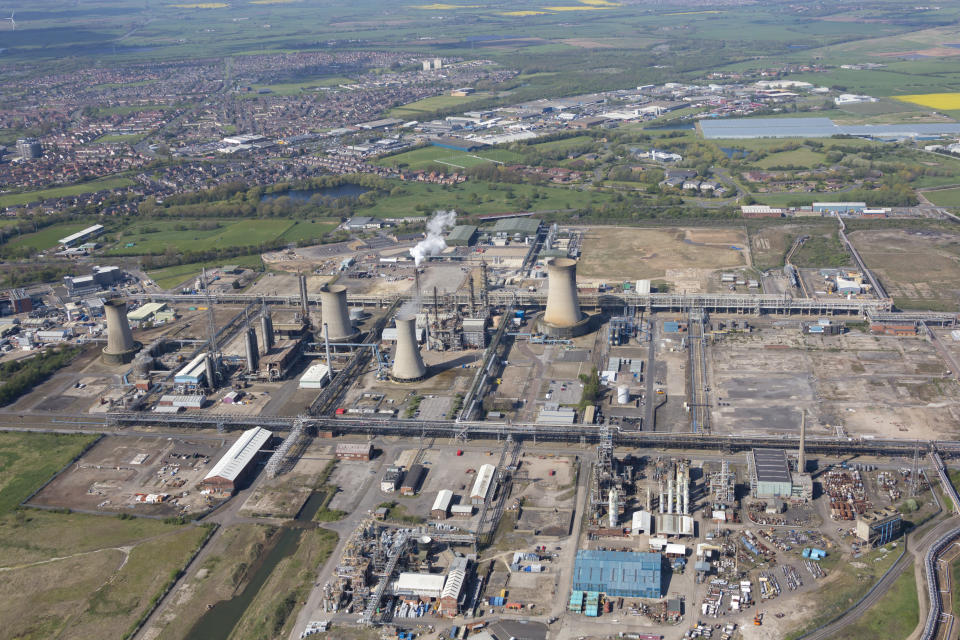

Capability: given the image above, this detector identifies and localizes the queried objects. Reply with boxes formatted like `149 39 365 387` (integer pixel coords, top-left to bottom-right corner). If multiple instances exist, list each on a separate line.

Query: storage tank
543 258 582 328
617 385 630 405
101 299 140 364
260 312 274 352
391 315 427 382
244 326 259 372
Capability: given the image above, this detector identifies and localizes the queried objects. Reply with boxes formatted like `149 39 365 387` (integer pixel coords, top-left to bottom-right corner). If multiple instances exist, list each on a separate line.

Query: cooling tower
320 284 358 342
244 326 259 372
260 313 274 352
101 299 140 364
544 258 582 327
391 315 427 382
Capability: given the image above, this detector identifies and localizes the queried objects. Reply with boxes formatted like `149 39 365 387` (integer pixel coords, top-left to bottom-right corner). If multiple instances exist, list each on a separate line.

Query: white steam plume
410 209 457 266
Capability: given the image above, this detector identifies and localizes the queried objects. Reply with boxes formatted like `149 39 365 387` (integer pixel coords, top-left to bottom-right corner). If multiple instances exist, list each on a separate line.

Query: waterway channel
184 490 327 640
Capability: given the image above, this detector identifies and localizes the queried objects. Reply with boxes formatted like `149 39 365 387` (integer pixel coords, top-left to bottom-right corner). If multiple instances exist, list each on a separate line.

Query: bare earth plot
849 228 960 311
577 226 748 289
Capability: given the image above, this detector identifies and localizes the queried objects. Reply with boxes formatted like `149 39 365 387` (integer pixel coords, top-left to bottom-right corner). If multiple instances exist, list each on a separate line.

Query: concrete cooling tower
539 258 592 337
391 315 427 382
102 299 141 364
320 284 359 342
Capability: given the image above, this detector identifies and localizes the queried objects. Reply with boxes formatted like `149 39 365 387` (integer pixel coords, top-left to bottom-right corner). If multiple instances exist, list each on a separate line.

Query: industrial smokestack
244 326 259 372
299 273 309 321
205 352 217 390
102 299 140 364
799 411 807 473
319 284 355 342
543 258 582 328
260 312 274 352
391 315 427 382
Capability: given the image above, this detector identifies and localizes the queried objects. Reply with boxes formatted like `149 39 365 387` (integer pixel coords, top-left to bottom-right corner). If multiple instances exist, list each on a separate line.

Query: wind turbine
4 11 14 31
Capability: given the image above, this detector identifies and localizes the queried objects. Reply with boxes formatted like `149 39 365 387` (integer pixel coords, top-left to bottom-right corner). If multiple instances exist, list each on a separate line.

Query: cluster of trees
0 346 81 407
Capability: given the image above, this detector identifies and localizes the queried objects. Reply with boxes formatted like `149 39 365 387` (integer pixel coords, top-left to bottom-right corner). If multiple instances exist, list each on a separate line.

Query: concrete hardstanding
391 315 427 381
320 284 356 341
102 299 139 364
544 258 582 327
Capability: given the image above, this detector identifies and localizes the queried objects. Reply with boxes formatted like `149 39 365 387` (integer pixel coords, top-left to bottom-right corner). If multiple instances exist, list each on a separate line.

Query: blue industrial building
572 550 663 599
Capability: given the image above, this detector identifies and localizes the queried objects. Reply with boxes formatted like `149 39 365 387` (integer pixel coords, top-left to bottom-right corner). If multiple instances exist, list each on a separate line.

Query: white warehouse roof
471 464 496 500
432 489 453 513
204 427 272 483
395 572 446 598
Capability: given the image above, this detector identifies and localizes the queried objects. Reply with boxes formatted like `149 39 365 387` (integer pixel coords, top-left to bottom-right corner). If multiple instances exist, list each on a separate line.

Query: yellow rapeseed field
896 93 960 110
543 5 611 10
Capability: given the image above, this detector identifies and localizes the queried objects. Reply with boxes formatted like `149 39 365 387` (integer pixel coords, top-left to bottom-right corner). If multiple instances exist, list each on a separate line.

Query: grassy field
791 230 851 268
0 431 212 640
94 133 148 144
839 562 919 640
147 253 264 290
0 177 135 208
0 431 96 514
375 145 523 171
924 187 960 207
248 76 354 95
229 527 338 640
278 220 339 243
4 222 94 252
849 228 960 310
108 219 296 255
357 179 614 218
388 93 492 118
749 224 797 271
150 524 273 640
784 544 903 639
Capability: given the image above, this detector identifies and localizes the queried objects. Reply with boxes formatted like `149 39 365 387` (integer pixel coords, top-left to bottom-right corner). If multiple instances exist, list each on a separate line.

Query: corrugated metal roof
127 302 167 321
204 427 272 483
752 448 791 483
432 489 453 512
336 442 372 455
470 464 496 499
395 573 446 595
441 557 468 600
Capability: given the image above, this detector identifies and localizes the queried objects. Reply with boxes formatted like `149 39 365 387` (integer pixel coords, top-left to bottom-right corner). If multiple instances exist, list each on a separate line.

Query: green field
147 253 264 289
108 219 296 255
754 148 828 169
4 222 94 252
247 76 354 95
388 93 492 118
278 220 339 243
0 177 135 208
357 179 615 218
842 563 918 640
0 431 96 514
94 133 148 144
925 187 960 207
376 145 523 171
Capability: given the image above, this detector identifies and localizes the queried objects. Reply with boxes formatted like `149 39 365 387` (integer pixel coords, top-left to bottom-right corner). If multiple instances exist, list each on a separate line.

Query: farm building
201 427 273 493
336 442 372 461
572 549 663 599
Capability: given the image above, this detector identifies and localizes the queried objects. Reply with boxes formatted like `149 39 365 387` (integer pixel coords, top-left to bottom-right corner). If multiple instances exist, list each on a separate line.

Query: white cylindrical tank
617 385 630 404
320 284 355 341
102 299 139 364
391 315 427 382
543 258 582 327
260 313 274 352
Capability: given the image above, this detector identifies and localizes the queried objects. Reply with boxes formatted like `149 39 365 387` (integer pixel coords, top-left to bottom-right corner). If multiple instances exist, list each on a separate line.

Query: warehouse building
432 489 454 518
336 442 372 461
394 573 447 600
470 464 497 505
856 508 903 547
492 217 541 242
127 302 169 327
446 225 478 247
381 466 403 493
748 449 794 499
298 363 330 389
59 224 104 248
202 427 273 493
572 550 663 599
401 463 426 496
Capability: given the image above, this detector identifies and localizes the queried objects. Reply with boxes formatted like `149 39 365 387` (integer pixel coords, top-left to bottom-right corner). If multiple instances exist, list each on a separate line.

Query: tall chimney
319 284 355 342
260 311 274 352
102 299 139 364
244 326 259 372
799 411 807 473
543 258 582 327
391 315 427 382
299 273 309 321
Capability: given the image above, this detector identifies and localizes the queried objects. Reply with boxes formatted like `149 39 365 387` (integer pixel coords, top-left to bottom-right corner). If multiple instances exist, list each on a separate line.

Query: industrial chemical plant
9 213 960 640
